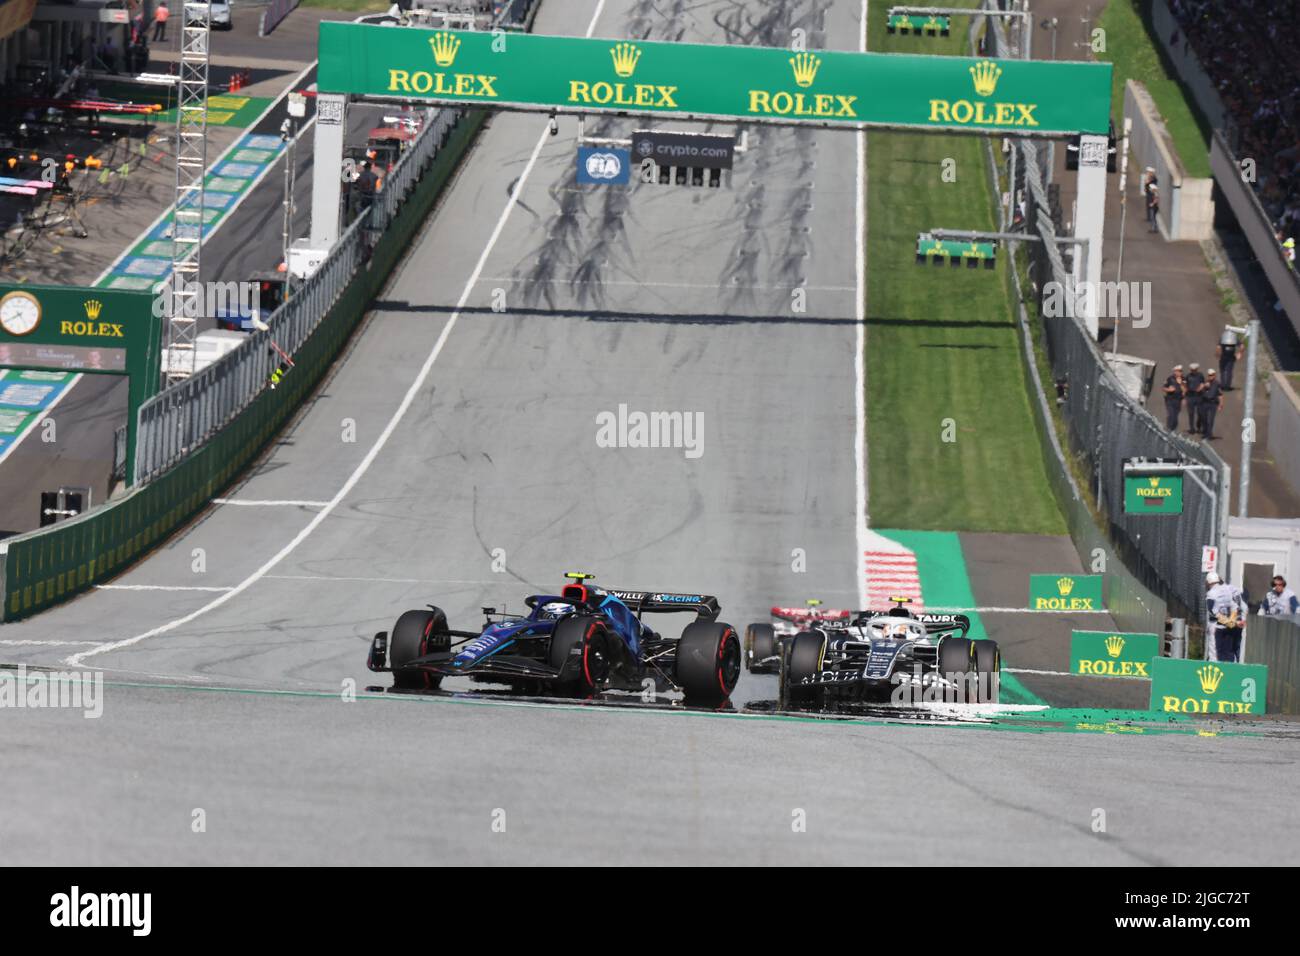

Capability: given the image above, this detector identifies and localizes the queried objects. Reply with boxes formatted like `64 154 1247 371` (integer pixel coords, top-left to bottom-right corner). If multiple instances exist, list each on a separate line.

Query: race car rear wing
608 590 720 621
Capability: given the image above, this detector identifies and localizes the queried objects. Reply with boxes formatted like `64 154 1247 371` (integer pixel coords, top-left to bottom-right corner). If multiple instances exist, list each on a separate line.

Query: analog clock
0 290 42 336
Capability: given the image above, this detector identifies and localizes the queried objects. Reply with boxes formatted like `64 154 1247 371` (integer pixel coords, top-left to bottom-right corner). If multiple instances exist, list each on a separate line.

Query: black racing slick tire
974 639 1001 704
390 608 449 690
549 616 611 698
675 622 742 705
938 636 977 703
781 630 827 707
745 623 778 672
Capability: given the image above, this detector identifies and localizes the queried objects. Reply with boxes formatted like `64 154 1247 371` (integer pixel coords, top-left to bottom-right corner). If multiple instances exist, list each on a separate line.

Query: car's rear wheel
938 636 976 703
974 639 1001 703
675 622 741 705
781 630 827 708
390 608 448 690
745 622 778 672
549 616 610 698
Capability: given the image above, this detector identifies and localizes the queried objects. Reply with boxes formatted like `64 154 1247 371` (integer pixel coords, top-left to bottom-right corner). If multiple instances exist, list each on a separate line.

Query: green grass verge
864 9 1065 535
1095 0 1211 178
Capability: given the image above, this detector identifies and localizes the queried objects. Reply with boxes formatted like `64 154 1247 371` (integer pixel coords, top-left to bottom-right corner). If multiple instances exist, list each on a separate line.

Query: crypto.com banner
318 24 1112 135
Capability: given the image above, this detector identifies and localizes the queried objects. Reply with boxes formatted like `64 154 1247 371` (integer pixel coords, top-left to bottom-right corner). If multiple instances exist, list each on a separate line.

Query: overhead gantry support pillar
309 92 348 250
1072 132 1110 340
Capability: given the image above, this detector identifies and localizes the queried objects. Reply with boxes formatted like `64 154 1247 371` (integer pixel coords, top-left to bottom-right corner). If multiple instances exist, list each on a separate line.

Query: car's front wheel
780 630 826 708
389 608 448 690
938 636 976 703
745 622 778 672
549 616 611 698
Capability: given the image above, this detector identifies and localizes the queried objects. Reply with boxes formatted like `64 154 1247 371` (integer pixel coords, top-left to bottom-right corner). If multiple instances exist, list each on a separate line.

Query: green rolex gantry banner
1070 631 1160 677
317 24 1112 135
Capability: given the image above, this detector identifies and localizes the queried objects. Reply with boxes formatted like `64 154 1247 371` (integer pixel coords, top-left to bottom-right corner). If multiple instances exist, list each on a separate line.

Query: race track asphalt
2 0 1296 866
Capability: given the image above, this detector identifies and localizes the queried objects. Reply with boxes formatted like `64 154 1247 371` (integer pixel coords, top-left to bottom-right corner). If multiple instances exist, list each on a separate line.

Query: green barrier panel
1069 630 1159 678
1028 573 1103 610
1149 657 1268 715
0 110 487 622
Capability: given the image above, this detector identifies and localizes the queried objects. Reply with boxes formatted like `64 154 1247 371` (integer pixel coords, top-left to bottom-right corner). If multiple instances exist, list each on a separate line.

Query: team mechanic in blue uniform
1205 571 1248 662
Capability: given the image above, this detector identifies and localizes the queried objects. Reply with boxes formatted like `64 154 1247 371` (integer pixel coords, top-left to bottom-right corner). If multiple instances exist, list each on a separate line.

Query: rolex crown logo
83 299 103 320
1149 476 1160 487
790 51 821 88
1197 664 1224 695
1105 635 1125 658
1056 576 1075 596
429 32 461 68
610 41 641 78
970 59 1002 97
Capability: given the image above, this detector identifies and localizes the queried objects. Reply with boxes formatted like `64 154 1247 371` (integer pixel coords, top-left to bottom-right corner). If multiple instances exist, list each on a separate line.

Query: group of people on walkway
1160 327 1244 440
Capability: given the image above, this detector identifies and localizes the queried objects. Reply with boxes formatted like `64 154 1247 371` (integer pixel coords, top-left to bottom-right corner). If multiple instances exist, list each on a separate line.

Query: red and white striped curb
864 549 924 611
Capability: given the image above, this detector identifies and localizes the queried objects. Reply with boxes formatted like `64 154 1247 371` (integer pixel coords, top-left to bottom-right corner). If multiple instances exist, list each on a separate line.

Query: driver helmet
539 602 574 620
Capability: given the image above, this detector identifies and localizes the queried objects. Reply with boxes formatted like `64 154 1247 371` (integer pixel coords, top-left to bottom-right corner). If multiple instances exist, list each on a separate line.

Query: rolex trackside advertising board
1149 657 1268 715
1028 574 1103 610
1070 631 1160 678
316 24 1112 136
1123 473 1184 515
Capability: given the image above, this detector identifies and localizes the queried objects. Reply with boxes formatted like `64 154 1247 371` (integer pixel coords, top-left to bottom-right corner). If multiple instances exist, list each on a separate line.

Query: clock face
0 291 41 336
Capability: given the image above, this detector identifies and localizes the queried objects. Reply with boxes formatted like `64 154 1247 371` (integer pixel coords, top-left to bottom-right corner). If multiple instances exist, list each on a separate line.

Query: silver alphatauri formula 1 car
778 600 1001 709
744 600 851 673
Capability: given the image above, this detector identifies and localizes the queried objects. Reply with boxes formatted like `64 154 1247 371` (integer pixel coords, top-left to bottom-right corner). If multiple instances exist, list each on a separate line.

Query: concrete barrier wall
1243 613 1300 714
1266 372 1300 499
1211 133 1300 342
1123 79 1214 241
0 111 488 622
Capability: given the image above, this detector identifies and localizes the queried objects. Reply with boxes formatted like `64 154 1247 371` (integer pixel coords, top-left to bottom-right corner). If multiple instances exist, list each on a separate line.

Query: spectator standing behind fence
1162 364 1185 431
154 3 169 42
1260 576 1299 616
1184 363 1205 434
1216 326 1242 390
1206 571 1247 663
1200 369 1224 439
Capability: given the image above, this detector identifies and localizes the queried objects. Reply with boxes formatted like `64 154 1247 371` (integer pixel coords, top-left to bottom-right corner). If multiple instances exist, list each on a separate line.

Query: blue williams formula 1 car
367 573 742 705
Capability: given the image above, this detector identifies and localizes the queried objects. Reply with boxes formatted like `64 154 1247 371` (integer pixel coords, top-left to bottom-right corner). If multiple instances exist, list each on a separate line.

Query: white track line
65 0 609 668
0 640 102 646
1004 667 1083 677
211 498 330 507
265 574 502 585
95 584 234 592
854 0 869 610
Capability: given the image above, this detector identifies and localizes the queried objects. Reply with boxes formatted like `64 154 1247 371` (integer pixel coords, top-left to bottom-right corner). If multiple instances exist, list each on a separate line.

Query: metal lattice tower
165 1 212 384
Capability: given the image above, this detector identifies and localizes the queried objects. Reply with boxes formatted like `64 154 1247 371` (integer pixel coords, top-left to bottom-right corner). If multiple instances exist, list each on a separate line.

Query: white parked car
191 1 232 29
